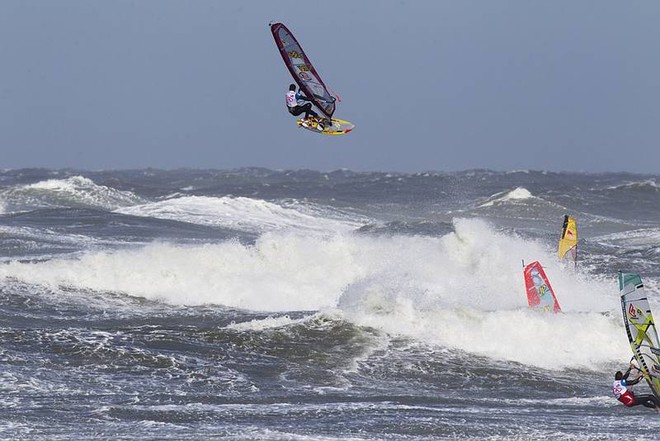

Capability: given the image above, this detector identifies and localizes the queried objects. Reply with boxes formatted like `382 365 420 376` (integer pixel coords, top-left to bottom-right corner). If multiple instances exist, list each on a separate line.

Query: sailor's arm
622 365 633 380
623 365 643 385
296 91 310 101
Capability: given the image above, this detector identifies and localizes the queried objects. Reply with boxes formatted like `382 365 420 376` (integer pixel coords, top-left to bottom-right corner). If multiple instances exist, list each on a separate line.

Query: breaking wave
0 218 628 370
115 196 365 234
479 187 535 207
0 176 146 213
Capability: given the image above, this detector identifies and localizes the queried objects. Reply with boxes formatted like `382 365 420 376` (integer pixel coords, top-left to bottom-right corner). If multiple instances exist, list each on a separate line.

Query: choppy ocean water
1 168 660 440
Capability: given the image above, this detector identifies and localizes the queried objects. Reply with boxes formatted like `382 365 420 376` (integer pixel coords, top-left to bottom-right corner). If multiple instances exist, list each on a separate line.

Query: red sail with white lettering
523 261 562 313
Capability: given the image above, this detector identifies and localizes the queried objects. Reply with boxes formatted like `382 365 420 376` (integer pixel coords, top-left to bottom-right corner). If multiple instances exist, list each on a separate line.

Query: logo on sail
629 303 638 319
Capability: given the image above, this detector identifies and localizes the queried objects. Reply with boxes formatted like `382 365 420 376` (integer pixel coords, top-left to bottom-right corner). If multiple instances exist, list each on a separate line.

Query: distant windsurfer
286 84 320 123
612 362 660 411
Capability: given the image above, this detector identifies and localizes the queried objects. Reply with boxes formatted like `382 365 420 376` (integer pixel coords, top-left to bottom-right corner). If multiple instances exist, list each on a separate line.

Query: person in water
285 84 319 121
612 362 660 411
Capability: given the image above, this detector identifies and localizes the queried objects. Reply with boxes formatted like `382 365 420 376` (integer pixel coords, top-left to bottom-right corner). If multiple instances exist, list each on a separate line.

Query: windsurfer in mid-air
285 84 320 125
612 362 660 411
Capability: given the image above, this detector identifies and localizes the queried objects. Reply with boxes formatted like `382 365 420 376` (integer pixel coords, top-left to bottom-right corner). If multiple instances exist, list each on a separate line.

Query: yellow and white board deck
297 117 354 136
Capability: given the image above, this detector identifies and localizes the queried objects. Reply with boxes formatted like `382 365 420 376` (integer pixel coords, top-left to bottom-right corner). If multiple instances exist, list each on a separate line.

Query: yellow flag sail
558 215 577 268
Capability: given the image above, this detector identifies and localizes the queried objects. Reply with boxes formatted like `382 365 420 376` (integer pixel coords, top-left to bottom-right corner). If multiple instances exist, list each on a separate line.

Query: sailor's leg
303 103 317 119
636 395 659 409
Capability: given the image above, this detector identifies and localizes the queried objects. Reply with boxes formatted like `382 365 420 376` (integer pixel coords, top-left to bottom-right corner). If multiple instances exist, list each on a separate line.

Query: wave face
1 168 660 440
0 175 146 212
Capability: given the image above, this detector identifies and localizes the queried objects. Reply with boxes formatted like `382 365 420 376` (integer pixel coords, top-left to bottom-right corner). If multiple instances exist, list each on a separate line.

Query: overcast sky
1 1 658 173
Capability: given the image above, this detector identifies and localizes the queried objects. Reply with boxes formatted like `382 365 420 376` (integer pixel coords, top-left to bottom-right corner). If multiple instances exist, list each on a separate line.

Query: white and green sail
619 271 660 399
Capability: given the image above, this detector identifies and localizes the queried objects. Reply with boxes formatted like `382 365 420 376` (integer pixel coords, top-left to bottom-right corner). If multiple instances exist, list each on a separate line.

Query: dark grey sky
1 1 658 172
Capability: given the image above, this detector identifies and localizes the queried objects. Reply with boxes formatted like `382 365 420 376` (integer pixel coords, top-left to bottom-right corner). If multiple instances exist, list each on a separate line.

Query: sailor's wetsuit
613 367 659 409
286 90 318 119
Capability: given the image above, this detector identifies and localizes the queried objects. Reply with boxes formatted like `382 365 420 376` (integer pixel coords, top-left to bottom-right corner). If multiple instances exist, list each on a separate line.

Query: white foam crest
0 218 631 369
0 233 364 311
0 176 145 211
341 304 627 370
116 196 362 234
226 314 314 332
336 218 628 370
25 176 95 192
608 179 660 191
479 187 534 207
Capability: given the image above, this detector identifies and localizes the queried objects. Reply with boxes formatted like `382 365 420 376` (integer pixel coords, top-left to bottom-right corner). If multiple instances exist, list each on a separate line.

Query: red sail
270 22 336 119
523 261 562 313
